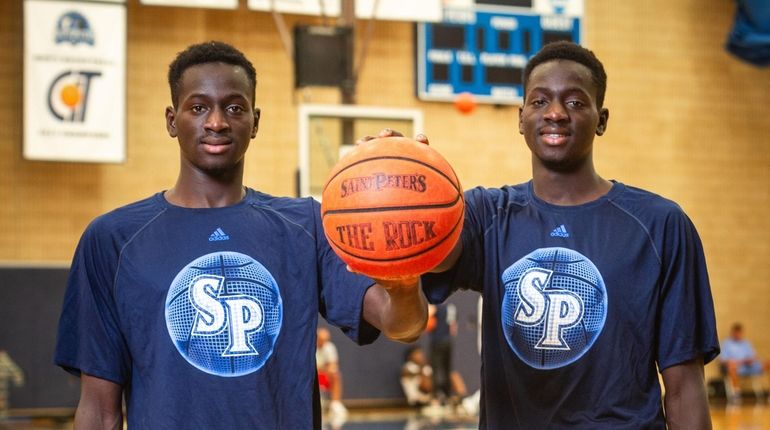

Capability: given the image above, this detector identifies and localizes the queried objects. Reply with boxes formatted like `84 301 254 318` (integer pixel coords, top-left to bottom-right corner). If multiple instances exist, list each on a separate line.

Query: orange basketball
454 92 476 114
321 136 464 279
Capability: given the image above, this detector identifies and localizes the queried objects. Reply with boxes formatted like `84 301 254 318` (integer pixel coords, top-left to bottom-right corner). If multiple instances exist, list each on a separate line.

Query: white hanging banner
24 0 126 163
355 0 441 22
248 0 340 16
247 0 442 22
139 0 237 9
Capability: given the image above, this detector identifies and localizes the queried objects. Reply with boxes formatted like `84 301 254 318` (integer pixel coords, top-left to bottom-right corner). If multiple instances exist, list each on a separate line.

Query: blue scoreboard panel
416 3 582 105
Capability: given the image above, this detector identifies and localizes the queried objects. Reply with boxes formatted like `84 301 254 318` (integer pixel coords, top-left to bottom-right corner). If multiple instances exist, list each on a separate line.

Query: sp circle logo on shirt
501 247 606 369
165 252 282 377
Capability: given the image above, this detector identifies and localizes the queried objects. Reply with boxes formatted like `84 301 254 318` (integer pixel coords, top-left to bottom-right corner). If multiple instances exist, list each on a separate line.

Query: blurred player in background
317 327 348 419
401 345 434 407
0 351 24 422
720 322 769 404
427 303 467 408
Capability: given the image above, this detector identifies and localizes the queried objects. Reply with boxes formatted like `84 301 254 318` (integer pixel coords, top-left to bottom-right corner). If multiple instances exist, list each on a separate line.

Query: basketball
454 92 476 114
321 136 464 279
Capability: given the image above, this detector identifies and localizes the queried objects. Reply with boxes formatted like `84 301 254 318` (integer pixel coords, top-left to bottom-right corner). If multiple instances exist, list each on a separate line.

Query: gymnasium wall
1 0 768 395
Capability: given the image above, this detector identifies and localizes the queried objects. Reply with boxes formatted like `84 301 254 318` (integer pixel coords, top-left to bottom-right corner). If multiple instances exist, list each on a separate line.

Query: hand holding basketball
321 135 463 279
355 128 430 146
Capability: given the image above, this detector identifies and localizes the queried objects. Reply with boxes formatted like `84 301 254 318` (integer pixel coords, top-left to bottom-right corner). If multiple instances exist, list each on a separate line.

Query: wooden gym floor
3 402 770 429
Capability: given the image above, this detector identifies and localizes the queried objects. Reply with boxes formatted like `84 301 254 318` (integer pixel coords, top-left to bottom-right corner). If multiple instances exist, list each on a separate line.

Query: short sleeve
312 199 380 345
656 211 720 370
54 222 131 385
422 187 489 304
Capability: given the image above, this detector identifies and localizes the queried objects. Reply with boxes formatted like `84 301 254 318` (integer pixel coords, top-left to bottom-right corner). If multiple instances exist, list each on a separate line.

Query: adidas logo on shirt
209 228 230 241
550 224 569 238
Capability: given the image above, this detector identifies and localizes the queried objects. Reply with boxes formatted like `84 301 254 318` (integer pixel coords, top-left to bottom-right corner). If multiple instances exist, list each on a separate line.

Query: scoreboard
416 0 583 105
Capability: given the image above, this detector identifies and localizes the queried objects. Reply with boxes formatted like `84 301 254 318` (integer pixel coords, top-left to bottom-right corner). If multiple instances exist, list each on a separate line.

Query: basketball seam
321 194 463 216
323 155 463 195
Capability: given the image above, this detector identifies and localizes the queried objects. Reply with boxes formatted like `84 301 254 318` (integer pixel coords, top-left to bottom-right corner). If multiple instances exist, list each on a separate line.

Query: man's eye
531 99 546 107
567 100 584 108
227 105 245 114
191 105 206 113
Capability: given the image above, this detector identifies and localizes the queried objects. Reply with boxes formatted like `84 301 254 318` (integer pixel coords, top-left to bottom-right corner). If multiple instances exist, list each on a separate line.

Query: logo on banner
55 11 95 45
165 252 283 377
549 0 569 14
46 70 101 122
501 247 607 369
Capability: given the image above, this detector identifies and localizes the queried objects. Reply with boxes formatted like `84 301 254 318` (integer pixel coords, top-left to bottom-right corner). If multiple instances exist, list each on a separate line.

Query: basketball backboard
298 104 423 199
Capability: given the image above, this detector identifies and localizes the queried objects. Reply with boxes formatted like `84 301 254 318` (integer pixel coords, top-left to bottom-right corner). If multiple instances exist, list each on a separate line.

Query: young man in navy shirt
375 41 719 429
55 41 427 429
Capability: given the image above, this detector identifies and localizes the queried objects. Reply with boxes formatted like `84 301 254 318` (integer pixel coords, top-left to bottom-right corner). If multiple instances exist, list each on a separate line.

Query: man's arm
74 373 123 430
661 358 711 430
363 277 428 343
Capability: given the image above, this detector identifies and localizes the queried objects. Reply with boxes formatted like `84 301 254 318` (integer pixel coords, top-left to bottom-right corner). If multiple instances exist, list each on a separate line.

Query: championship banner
23 0 126 163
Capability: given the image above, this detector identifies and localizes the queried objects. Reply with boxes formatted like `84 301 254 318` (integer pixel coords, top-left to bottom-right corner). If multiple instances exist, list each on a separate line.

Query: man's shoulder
608 183 691 227
465 182 530 210
248 189 317 214
723 338 752 348
611 183 684 213
85 193 165 237
246 189 322 235
467 182 529 196
720 338 753 358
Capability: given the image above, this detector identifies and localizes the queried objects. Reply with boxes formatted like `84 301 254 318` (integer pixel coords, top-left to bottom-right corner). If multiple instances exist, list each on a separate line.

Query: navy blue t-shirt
423 182 719 429
55 189 377 429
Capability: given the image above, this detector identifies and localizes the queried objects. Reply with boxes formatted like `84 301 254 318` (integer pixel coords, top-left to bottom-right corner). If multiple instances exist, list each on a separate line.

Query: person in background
0 351 24 422
317 326 348 419
720 322 769 403
427 303 467 407
401 346 433 407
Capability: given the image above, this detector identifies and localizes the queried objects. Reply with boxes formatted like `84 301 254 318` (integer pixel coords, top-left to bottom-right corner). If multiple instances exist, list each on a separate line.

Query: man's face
166 62 259 177
518 59 608 173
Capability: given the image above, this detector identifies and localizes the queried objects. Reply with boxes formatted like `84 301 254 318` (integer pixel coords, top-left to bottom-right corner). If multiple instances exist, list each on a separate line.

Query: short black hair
522 41 607 108
167 40 257 108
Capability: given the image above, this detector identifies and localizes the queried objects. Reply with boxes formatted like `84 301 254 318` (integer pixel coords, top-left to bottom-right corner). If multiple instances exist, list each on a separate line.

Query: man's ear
596 107 609 136
252 107 261 138
165 106 177 138
518 106 524 135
